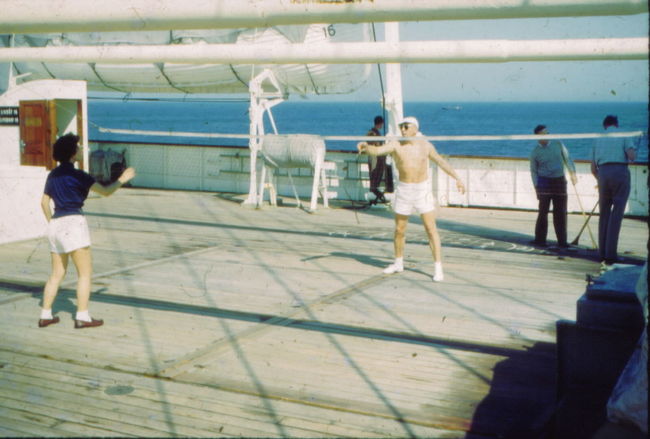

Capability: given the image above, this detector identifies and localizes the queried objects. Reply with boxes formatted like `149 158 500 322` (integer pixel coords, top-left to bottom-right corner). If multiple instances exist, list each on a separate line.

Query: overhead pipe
0 0 647 34
1 38 647 64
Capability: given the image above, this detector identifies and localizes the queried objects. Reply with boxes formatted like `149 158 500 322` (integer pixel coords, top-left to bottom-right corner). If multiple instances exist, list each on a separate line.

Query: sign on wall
0 106 19 125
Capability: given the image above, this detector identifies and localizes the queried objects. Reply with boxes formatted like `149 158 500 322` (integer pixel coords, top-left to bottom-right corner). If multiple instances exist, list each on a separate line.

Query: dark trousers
535 177 568 246
597 164 631 262
368 156 394 199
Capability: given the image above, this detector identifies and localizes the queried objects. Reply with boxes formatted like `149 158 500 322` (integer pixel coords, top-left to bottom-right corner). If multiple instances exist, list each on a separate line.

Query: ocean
88 100 649 161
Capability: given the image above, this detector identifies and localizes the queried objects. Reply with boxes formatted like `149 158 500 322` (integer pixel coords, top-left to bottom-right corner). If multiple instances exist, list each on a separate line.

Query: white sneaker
383 263 404 274
432 272 444 282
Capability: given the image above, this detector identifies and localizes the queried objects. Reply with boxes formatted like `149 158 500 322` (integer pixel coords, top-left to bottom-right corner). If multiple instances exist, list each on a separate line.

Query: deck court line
157 272 390 378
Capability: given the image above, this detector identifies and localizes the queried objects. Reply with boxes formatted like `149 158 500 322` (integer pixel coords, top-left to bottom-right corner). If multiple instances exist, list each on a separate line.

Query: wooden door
19 100 55 169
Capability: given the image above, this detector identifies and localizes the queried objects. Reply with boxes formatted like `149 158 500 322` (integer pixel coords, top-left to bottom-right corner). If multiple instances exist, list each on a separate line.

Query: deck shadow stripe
0 278 552 363
84 211 595 257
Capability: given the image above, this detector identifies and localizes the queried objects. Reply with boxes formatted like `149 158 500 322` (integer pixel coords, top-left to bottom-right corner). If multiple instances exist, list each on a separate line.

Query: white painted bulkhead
89 141 648 217
0 79 88 244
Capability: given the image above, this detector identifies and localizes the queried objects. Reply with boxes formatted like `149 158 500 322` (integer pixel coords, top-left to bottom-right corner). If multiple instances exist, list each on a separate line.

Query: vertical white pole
243 80 262 205
384 22 404 136
81 84 90 172
384 22 403 184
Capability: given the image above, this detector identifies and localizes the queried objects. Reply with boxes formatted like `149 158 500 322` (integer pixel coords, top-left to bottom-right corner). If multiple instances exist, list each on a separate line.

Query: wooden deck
0 188 646 438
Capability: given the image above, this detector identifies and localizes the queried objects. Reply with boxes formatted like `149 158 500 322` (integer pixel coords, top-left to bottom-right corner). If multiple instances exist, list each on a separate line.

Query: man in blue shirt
591 115 637 265
530 124 577 248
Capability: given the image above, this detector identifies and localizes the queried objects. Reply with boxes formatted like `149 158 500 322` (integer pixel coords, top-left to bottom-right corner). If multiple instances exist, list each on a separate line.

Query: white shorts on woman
47 215 91 254
392 180 435 216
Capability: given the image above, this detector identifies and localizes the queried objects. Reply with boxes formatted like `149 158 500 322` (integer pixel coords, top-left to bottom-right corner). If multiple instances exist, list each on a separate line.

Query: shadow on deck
0 188 646 438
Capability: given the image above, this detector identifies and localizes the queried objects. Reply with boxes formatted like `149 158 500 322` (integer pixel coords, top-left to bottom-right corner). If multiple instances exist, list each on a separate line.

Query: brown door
19 100 55 169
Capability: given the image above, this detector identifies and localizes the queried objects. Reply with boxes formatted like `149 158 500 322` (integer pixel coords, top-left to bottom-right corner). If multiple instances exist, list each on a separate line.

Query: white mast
383 23 404 138
382 22 404 189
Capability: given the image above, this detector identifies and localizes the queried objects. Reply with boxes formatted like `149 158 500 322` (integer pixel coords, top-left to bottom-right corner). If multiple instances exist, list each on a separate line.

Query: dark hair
603 115 619 127
52 133 79 162
534 124 546 134
374 115 384 125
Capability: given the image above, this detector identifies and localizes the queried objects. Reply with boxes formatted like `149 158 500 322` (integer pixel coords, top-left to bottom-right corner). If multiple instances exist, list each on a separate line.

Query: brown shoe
38 316 60 328
74 318 104 329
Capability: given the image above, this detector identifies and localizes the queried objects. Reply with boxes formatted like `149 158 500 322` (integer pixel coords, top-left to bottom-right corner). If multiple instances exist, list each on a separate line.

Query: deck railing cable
98 126 645 142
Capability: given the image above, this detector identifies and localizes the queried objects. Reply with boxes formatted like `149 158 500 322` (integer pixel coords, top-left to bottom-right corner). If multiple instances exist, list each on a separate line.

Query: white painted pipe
98 127 645 142
0 0 647 33
1 38 647 64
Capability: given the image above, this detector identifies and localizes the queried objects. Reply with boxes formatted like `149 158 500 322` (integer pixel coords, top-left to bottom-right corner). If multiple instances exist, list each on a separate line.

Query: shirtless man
357 117 466 282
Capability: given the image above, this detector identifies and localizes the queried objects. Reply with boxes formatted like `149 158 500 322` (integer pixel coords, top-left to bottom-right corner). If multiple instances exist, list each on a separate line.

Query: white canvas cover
261 134 325 169
6 24 371 95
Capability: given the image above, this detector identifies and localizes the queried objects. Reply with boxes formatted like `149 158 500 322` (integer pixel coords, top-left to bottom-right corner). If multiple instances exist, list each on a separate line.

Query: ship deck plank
0 188 646 438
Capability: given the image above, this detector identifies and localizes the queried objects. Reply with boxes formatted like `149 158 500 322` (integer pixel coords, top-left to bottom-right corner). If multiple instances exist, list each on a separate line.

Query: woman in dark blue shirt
39 133 135 329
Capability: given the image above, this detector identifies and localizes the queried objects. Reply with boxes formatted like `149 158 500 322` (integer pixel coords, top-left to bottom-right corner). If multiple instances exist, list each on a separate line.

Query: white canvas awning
1 24 373 95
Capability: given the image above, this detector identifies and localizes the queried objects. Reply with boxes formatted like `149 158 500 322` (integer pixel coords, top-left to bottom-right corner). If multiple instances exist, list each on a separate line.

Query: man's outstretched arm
357 140 396 157
428 143 466 194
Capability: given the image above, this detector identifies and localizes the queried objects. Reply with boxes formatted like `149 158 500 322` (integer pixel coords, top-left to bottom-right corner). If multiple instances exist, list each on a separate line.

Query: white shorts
393 181 435 216
47 215 91 254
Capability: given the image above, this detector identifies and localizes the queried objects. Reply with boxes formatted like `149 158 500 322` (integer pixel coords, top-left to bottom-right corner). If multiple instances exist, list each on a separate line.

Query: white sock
433 262 444 282
40 309 53 319
76 310 91 322
394 257 404 267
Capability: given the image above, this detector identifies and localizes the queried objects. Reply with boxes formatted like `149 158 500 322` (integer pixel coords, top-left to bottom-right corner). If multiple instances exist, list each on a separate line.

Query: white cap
399 116 419 130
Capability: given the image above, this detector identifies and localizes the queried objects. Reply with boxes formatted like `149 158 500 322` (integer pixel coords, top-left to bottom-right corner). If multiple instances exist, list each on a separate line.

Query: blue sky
330 14 649 102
